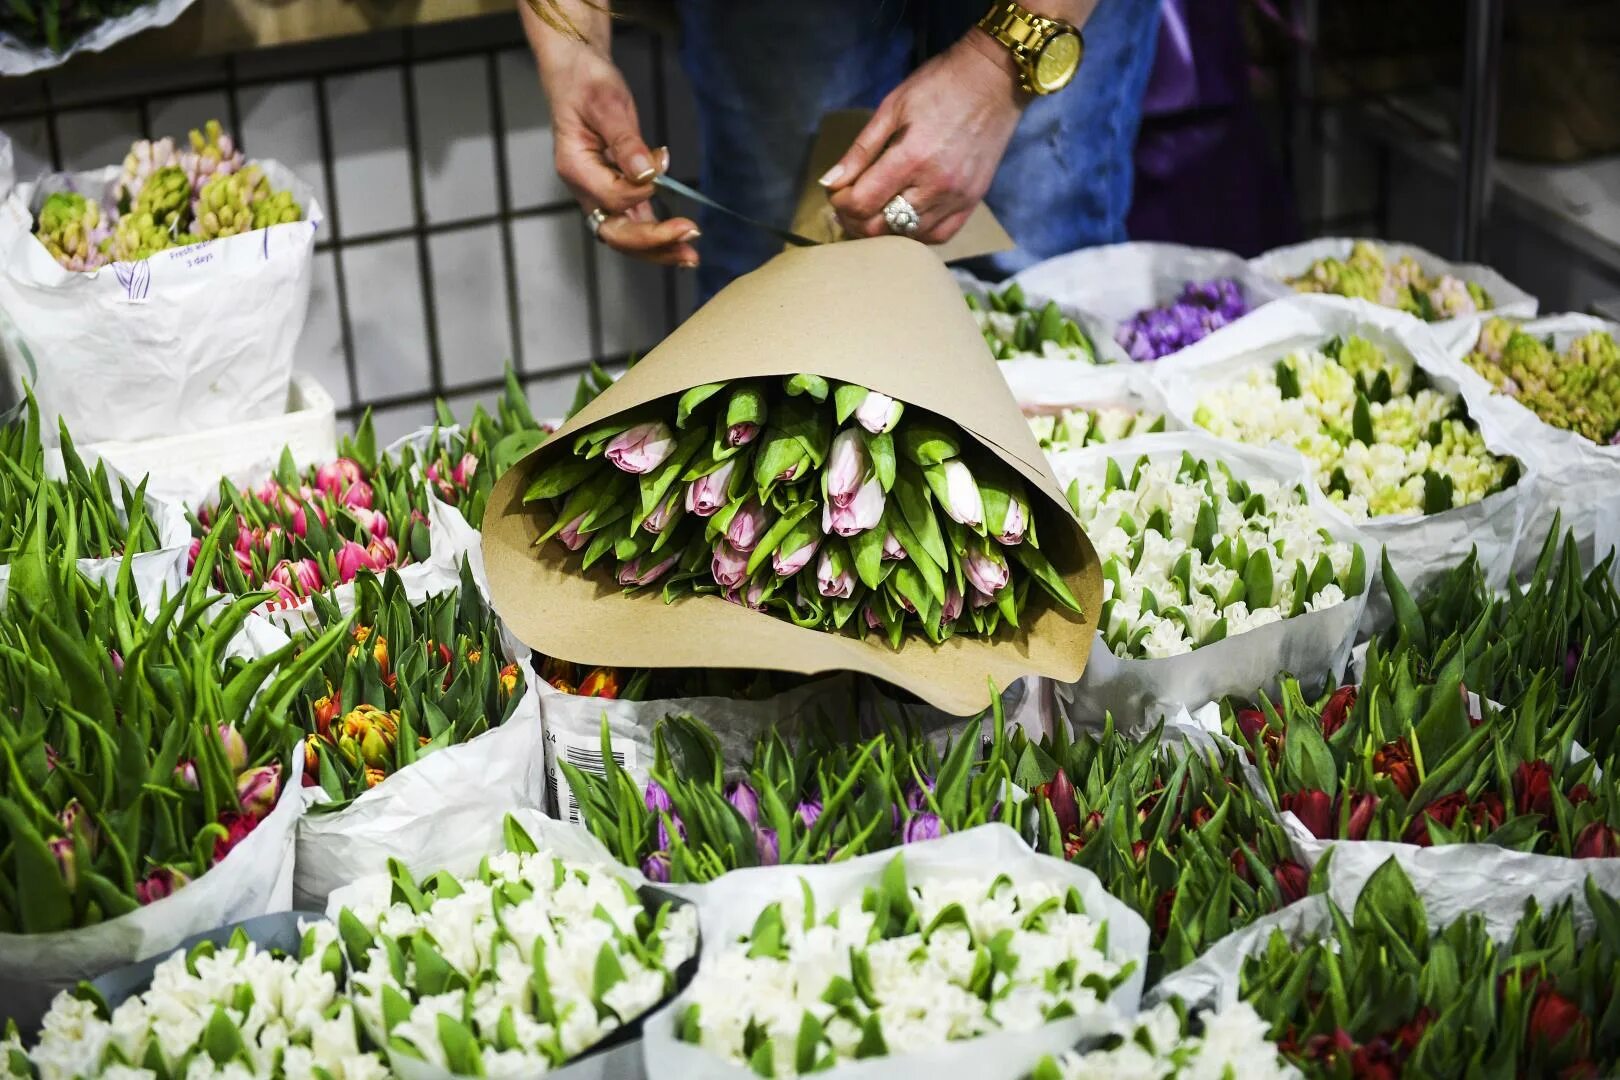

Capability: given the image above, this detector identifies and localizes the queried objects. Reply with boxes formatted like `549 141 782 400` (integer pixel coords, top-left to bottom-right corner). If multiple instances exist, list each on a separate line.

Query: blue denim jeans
675 0 1162 301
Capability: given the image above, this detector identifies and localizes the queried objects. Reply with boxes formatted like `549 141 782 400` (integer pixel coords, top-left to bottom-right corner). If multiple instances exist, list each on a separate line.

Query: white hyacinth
1067 452 1362 660
1032 1001 1299 1080
678 858 1131 1077
1191 334 1513 518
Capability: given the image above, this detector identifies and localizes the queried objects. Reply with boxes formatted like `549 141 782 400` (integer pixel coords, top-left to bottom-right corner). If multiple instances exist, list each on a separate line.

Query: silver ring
585 207 609 240
883 194 921 237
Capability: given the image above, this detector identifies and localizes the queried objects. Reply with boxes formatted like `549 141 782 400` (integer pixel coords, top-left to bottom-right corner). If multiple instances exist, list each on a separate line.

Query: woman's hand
821 32 1025 244
524 3 699 267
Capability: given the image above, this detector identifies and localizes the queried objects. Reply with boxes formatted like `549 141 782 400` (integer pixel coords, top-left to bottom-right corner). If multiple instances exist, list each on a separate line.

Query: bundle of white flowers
334 817 699 1078
1028 405 1167 453
675 856 1134 1077
1189 334 1515 518
11 922 385 1080
1028 1001 1299 1080
1065 451 1363 660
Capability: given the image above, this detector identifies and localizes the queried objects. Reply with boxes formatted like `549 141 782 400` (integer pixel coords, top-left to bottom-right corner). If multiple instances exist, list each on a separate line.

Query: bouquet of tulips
189 418 434 605
16 921 385 1080
1191 333 1518 519
965 283 1099 363
1241 860 1620 1078
1284 240 1493 321
1465 317 1620 445
1027 403 1167 452
0 530 347 933
332 815 698 1076
413 368 553 529
292 565 527 807
672 850 1133 1077
0 392 162 564
1030 1001 1298 1080
1019 718 1316 984
565 705 1016 883
522 375 1081 647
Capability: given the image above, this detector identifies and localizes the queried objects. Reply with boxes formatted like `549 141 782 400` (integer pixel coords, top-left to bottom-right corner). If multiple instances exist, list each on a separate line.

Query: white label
547 727 638 825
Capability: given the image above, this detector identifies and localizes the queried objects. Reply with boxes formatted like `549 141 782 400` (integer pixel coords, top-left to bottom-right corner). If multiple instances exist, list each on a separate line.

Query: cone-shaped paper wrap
483 237 1100 715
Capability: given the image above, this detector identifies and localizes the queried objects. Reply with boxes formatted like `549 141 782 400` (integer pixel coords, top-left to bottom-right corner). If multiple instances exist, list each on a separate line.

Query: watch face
1034 30 1082 93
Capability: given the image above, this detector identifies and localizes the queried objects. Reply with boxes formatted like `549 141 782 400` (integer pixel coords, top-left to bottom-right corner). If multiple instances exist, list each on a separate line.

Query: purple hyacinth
1115 277 1250 362
754 827 780 866
642 851 671 883
726 780 760 827
902 812 943 845
644 779 673 814
796 800 822 829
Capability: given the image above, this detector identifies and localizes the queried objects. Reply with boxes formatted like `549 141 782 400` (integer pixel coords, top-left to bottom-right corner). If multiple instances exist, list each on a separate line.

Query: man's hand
820 32 1026 245
523 2 699 267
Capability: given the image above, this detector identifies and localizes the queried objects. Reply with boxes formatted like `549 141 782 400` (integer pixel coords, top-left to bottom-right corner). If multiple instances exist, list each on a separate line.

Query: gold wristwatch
977 1 1085 96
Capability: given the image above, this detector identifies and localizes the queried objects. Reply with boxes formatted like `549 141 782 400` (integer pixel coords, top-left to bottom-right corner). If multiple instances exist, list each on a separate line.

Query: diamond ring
883 195 921 237
585 207 609 241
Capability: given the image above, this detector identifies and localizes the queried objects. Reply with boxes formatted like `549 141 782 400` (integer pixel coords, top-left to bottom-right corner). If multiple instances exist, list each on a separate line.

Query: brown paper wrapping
484 237 1100 715
788 109 1014 262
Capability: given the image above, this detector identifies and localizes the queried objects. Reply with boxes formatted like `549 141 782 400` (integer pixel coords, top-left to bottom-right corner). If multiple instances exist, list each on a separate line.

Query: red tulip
1528 985 1590 1056
1320 685 1356 738
1234 707 1267 743
1373 738 1419 798
1282 789 1333 839
1032 769 1081 841
1393 1007 1434 1051
186 537 201 574
1471 792 1506 831
1153 889 1175 938
1513 761 1555 818
1273 860 1310 903
1404 792 1469 846
1345 792 1380 841
134 867 189 906
1568 784 1593 805
1573 821 1620 859
212 811 259 863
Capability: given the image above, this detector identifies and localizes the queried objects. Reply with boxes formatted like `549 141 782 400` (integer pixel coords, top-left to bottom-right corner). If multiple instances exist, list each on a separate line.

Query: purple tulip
796 800 822 828
605 421 675 474
881 531 906 561
618 553 678 587
724 579 769 610
936 461 983 528
727 422 759 447
685 460 736 517
712 541 749 589
822 430 885 537
641 851 672 883
904 775 935 811
865 605 884 630
902 813 943 844
110 649 124 675
940 584 963 626
853 391 902 434
754 827 780 866
557 513 589 551
727 780 760 826
642 495 679 534
772 537 820 578
968 584 997 609
964 545 1010 596
657 813 685 851
726 499 767 553
644 779 673 814
994 498 1027 547
816 548 855 599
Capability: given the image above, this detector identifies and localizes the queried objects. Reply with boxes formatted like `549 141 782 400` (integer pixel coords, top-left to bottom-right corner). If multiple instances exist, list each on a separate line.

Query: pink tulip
643 496 678 534
350 507 387 540
995 498 1027 546
109 649 124 675
772 537 820 578
255 478 283 506
315 458 365 498
605 421 676 474
291 501 331 539
968 585 997 609
964 545 1010 596
937 461 983 528
135 867 189 906
48 837 76 890
174 760 199 789
335 540 370 583
853 391 902 434
269 558 323 597
234 526 258 556
816 548 855 599
882 531 906 561
726 499 767 553
451 453 478 488
864 605 883 630
557 513 589 551
266 580 300 606
366 536 399 569
685 460 736 517
259 524 283 553
941 584 964 627
724 580 768 610
187 537 201 574
236 763 281 818
618 553 679 587
822 430 885 537
340 480 375 510
727 422 759 447
217 724 249 771
712 541 749 589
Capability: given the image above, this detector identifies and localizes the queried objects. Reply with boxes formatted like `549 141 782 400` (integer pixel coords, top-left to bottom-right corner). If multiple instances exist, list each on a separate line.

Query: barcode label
548 729 637 824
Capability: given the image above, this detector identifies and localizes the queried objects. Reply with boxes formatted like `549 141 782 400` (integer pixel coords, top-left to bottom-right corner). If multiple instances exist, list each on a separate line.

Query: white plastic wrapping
0 161 321 444
1248 237 1538 354
0 753 304 1030
644 824 1150 1080
1439 313 1620 572
1153 295 1532 630
0 0 201 75
0 452 190 613
289 559 546 909
953 269 1132 403
1047 431 1368 732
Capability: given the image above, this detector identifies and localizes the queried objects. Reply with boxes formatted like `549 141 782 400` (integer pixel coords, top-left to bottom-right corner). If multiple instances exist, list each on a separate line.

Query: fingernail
818 164 844 188
659 146 671 173
679 257 699 269
628 152 656 182
681 228 701 242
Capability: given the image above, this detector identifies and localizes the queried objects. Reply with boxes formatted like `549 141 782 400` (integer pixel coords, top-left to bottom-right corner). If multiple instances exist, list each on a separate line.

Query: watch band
977 1 1062 94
